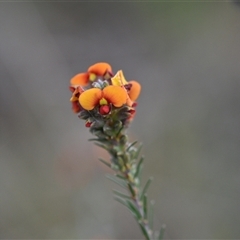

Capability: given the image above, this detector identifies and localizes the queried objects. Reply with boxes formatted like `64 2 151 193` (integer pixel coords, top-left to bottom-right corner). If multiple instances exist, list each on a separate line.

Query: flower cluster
69 62 141 131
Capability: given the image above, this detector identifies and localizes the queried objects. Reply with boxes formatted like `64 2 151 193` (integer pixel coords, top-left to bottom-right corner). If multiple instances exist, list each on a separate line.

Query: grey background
1 2 240 239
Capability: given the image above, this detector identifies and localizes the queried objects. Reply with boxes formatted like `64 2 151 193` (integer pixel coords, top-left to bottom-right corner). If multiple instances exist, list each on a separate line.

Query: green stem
113 132 153 240
124 165 152 240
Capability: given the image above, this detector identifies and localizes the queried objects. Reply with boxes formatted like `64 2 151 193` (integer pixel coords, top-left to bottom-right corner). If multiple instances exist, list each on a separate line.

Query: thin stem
113 132 153 240
124 170 153 240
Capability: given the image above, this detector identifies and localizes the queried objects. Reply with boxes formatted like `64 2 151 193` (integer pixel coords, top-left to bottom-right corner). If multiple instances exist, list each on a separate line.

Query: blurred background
1 1 240 239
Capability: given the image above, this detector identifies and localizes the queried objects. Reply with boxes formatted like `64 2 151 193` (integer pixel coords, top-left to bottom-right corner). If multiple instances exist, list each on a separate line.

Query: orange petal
79 88 102 110
87 62 112 76
126 96 133 107
128 81 141 101
103 86 127 107
70 73 89 86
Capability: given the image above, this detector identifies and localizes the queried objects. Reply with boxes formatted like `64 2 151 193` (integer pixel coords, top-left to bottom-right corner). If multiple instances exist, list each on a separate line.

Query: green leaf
134 156 144 179
78 110 91 120
90 119 104 129
92 130 107 139
88 138 100 142
138 221 151 240
103 125 115 137
126 140 138 152
117 112 131 121
88 117 97 123
116 106 131 118
116 174 126 180
149 200 155 230
119 134 127 144
143 194 147 220
113 189 132 200
110 156 120 166
98 158 111 168
111 163 120 171
135 143 143 159
140 177 153 200
126 200 142 220
137 164 143 182
114 197 138 220
106 174 127 188
94 142 109 150
128 183 136 198
114 196 129 209
116 156 125 169
113 120 122 130
88 138 108 143
117 105 130 113
158 224 166 240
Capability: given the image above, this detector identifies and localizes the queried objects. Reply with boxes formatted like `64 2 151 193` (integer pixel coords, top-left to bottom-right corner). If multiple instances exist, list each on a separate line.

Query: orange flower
79 86 127 111
70 73 89 87
87 62 112 80
111 70 141 103
70 62 112 87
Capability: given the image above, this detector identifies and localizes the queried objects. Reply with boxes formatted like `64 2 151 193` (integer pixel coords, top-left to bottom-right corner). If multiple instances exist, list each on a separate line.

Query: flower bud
99 105 110 115
85 121 92 128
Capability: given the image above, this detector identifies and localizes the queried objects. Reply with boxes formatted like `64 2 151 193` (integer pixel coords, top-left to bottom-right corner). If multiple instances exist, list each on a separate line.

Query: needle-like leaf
94 142 109 150
135 143 143 159
126 140 138 152
158 224 166 240
149 200 155 230
134 156 144 179
98 158 111 168
138 221 151 240
114 197 138 220
114 196 129 209
140 177 153 200
116 174 126 180
128 183 136 198
126 200 142 220
113 189 132 200
106 174 127 188
143 194 148 220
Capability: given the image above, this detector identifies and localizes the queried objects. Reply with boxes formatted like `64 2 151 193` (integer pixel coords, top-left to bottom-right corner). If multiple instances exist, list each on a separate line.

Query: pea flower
70 62 113 87
79 85 128 114
111 70 141 105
